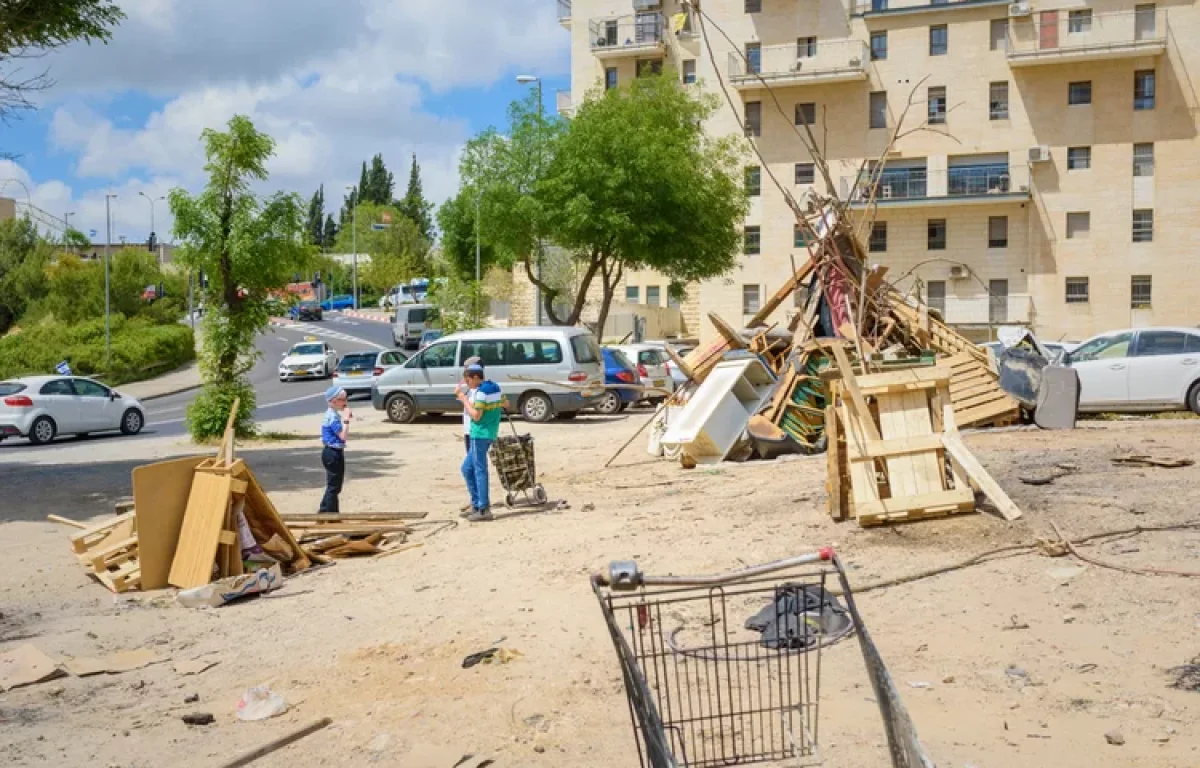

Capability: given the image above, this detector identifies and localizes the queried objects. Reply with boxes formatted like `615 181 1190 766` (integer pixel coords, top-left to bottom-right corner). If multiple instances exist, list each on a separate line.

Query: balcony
1007 9 1167 67
851 0 1008 18
929 294 1034 326
556 89 574 117
589 13 666 60
843 164 1031 207
728 39 868 90
557 0 571 28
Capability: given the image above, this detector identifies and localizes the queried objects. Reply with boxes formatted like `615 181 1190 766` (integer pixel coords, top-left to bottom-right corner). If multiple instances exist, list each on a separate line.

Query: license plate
347 371 365 376
653 379 666 388
295 369 311 375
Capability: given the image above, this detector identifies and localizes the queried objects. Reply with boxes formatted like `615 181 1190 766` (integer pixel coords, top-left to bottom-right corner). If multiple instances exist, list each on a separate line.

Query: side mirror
110 391 120 401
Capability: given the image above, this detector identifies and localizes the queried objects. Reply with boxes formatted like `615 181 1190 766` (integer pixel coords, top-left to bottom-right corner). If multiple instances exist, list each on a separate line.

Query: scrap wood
278 512 428 523
940 431 1022 521
218 717 333 768
47 514 87 529
825 341 881 442
323 539 384 558
0 645 66 692
372 541 425 560
174 657 220 676
1111 455 1195 469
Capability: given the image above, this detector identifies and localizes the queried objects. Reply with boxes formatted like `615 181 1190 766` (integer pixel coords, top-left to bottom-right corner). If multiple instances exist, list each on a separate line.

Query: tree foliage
305 185 325 247
398 153 434 241
0 217 51 331
436 191 496 280
322 213 338 250
169 116 312 439
363 154 394 206
335 202 428 293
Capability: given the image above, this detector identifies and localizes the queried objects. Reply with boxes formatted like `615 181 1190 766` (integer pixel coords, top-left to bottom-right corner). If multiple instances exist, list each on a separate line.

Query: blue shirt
321 408 345 448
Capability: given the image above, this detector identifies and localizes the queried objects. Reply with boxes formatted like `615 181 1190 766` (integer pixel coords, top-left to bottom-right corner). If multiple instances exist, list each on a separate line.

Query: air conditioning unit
949 265 969 280
1027 145 1051 164
1009 2 1032 17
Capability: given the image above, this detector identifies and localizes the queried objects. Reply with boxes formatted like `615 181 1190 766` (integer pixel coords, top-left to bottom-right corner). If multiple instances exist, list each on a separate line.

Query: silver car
0 376 146 445
611 343 677 403
333 349 408 397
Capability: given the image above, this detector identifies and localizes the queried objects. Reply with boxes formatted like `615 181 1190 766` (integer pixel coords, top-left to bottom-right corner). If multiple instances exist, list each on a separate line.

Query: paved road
1 312 396 451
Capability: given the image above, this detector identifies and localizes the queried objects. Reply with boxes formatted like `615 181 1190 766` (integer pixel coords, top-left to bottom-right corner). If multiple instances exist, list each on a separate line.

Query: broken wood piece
372 541 425 560
277 512 428 523
218 717 333 768
825 341 882 442
305 535 349 553
1111 455 1195 469
940 432 1023 521
662 344 696 382
708 312 749 349
47 514 87 529
323 540 384 557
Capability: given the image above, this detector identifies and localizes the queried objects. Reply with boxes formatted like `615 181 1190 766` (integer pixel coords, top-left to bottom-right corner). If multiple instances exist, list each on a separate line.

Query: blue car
320 294 354 311
596 347 641 415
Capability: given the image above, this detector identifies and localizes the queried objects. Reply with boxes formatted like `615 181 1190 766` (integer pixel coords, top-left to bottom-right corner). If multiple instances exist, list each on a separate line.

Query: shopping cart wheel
534 485 548 504
505 492 516 508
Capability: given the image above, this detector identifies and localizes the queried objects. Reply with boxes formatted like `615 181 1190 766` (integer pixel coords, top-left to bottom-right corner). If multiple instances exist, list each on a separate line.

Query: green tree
0 217 52 331
169 116 312 439
357 161 370 202
335 202 428 293
62 227 90 249
339 185 358 228
322 213 338 251
305 185 325 246
398 153 434 241
436 191 495 279
0 1 125 126
365 154 395 205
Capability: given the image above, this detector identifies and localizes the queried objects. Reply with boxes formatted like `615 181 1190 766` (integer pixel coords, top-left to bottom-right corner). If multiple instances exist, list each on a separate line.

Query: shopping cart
592 549 933 768
490 416 548 508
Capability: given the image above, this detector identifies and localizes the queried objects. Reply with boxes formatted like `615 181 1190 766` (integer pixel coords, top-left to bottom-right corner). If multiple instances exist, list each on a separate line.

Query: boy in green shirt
456 363 504 522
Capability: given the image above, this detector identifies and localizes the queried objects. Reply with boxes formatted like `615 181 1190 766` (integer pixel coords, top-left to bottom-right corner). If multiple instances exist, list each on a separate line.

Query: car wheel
385 393 417 424
1188 381 1200 415
556 411 579 421
595 390 623 416
521 391 554 423
120 408 144 435
618 400 631 413
29 415 56 445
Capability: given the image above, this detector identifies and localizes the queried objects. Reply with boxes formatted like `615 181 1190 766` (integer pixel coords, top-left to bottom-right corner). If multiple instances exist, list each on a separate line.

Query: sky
0 0 570 245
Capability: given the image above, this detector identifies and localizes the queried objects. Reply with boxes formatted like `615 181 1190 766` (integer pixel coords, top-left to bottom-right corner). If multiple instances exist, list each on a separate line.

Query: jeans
461 437 493 511
464 434 471 453
320 446 344 513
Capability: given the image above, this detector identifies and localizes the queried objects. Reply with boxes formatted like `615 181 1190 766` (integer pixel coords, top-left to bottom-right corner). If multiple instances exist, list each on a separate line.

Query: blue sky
0 0 570 243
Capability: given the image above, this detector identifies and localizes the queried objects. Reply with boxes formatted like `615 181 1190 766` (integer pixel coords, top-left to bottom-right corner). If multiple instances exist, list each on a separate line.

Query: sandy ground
1 408 1199 768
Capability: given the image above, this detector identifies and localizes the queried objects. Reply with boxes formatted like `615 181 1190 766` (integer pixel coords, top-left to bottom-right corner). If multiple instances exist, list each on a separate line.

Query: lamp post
345 185 358 310
516 74 545 325
138 191 166 265
104 193 117 361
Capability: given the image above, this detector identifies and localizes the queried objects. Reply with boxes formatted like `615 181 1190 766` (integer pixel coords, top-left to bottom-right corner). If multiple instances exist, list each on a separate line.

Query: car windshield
300 301 318 308
338 354 376 369
0 381 25 395
291 344 324 356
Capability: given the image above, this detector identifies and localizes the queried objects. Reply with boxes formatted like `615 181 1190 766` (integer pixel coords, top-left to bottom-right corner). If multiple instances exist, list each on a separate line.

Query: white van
372 326 605 423
391 304 437 350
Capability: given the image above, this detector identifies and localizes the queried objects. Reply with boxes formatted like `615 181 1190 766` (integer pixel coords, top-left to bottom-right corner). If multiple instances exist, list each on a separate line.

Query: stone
1105 730 1125 746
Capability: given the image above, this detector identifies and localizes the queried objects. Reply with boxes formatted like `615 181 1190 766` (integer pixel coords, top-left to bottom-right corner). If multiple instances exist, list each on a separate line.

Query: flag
55 361 72 376
88 229 98 238
672 12 689 34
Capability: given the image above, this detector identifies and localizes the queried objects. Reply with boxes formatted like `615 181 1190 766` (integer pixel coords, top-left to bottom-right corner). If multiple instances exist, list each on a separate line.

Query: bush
186 377 257 440
0 316 195 385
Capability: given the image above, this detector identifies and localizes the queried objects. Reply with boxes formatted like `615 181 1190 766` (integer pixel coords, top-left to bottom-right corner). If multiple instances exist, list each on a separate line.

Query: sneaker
466 507 494 522
459 503 474 518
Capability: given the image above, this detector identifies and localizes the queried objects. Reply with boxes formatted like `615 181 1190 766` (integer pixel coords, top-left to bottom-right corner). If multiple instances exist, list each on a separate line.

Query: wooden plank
47 514 87 529
168 472 235 589
853 487 975 524
941 433 1023 521
956 398 1020 428
902 389 944 494
132 456 207 590
84 536 138 572
860 378 947 398
708 312 749 349
242 467 312 574
950 379 1000 400
955 389 1011 411
217 530 237 546
855 366 952 393
230 478 249 496
69 512 135 554
841 401 880 508
877 392 917 499
278 512 429 523
847 434 946 461
825 404 846 520
749 258 815 327
827 342 882 442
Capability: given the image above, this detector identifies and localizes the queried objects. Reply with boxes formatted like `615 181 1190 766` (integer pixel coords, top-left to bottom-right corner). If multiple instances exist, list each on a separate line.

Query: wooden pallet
944 353 1021 428
69 512 142 593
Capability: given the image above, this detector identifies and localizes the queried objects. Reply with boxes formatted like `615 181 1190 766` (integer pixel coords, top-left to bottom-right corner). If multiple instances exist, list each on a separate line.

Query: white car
611 344 677 403
1066 327 1200 413
0 376 146 445
278 340 338 382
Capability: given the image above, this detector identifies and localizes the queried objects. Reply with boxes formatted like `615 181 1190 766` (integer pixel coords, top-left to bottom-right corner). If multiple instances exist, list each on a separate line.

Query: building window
797 36 817 58
625 286 640 303
869 91 887 129
744 101 761 137
1065 277 1089 304
989 19 1008 51
927 219 947 250
605 67 618 91
745 43 761 75
929 25 948 56
869 222 887 252
927 86 946 124
682 60 696 84
744 226 761 254
795 102 816 126
1068 81 1092 106
1068 9 1093 33
1133 209 1154 242
1134 70 1156 110
1133 143 1154 176
989 81 1009 120
745 166 761 196
795 163 815 185
745 0 762 12
794 224 813 248
742 284 761 315
1135 4 1158 39
1066 212 1090 240
989 279 1009 324
637 59 663 77
870 31 887 60
646 286 661 306
926 280 946 314
988 216 1008 248
1067 146 1091 170
1131 275 1152 308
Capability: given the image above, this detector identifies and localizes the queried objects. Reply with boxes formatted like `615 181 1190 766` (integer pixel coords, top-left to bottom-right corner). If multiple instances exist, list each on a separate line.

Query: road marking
272 321 386 350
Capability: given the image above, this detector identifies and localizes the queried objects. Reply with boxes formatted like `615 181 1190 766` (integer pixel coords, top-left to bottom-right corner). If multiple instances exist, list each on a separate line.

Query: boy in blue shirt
456 364 504 522
320 385 350 513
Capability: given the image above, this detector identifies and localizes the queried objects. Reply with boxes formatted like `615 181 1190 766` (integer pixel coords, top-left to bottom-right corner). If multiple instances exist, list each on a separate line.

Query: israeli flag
88 229 98 238
55 361 72 376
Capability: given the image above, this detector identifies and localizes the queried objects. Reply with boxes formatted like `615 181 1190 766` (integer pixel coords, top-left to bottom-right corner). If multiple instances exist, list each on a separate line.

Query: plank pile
64 509 142 593
281 513 426 558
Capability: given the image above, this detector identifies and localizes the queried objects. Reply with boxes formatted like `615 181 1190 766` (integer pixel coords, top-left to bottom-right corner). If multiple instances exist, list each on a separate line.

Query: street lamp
516 74 545 325
104 193 117 361
138 191 166 265
345 185 358 310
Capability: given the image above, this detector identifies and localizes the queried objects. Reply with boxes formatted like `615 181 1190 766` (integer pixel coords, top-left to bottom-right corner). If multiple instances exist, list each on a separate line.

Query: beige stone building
556 0 1196 343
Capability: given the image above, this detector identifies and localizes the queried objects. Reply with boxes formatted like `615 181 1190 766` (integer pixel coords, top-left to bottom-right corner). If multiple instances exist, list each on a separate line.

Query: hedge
0 316 196 386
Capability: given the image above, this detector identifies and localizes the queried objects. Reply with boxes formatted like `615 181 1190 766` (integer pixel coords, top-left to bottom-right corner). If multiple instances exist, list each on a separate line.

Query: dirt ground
2 409 1199 768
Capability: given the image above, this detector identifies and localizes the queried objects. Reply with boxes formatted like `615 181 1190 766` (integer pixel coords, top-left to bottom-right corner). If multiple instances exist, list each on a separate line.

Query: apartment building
557 0 1197 343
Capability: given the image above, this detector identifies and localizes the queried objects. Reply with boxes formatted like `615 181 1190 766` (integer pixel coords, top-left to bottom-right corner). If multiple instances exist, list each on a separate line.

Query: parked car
320 294 354 311
372 326 604 424
419 329 443 349
391 303 437 350
333 349 409 397
290 300 323 321
611 343 675 403
1065 327 1200 413
278 339 339 381
982 339 1077 364
596 348 642 415
0 376 145 445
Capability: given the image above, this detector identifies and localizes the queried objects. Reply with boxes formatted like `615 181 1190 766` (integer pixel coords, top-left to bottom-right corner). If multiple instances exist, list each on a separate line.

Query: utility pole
517 74 545 325
139 192 165 265
346 185 358 310
104 194 117 362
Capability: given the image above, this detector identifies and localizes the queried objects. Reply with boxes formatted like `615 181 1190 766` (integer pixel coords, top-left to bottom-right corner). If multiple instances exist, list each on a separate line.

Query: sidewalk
342 308 389 322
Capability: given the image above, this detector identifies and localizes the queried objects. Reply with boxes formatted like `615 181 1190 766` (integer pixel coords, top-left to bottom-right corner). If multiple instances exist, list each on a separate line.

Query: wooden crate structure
70 511 142 593
826 362 976 526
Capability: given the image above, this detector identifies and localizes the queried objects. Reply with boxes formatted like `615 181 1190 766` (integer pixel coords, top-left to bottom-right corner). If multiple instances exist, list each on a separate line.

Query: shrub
186 377 257 440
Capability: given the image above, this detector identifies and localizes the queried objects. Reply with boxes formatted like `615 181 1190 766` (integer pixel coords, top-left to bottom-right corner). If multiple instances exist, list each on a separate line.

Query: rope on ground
1050 521 1200 578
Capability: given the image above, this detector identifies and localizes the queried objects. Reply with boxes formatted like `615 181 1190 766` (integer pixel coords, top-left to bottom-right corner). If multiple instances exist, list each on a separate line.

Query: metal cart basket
592 549 933 768
489 416 548 507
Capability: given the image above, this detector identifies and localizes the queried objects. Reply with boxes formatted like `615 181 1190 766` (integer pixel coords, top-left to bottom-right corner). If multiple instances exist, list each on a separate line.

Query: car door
72 378 121 430
1069 331 1134 409
460 338 508 413
1127 330 1200 406
37 378 84 433
412 340 459 411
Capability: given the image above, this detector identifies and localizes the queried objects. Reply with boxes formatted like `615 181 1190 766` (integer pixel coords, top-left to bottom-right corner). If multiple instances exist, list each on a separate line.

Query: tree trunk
593 256 622 342
521 247 603 326
216 186 240 384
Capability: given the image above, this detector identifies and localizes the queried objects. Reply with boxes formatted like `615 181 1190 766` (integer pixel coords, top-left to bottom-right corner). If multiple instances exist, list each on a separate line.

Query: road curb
341 310 390 323
139 381 203 402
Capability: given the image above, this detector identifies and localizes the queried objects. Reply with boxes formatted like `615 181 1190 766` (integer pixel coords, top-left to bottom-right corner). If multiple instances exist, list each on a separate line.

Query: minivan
372 327 605 423
392 304 437 349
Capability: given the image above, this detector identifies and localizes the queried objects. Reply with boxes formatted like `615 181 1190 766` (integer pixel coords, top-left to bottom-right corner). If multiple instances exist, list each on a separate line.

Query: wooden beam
940 432 1023 521
707 312 748 349
749 258 815 327
846 434 946 461
826 341 881 442
662 344 696 383
853 487 975 522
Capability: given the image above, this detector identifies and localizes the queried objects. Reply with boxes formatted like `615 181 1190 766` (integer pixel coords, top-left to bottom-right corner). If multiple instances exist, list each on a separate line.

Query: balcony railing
556 89 574 117
1007 8 1167 66
930 294 1034 325
589 13 666 58
557 0 571 26
728 39 868 89
843 165 1031 205
851 0 1009 17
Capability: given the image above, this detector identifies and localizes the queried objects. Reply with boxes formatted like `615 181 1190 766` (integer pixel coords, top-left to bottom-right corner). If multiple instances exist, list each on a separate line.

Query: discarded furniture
661 357 776 464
